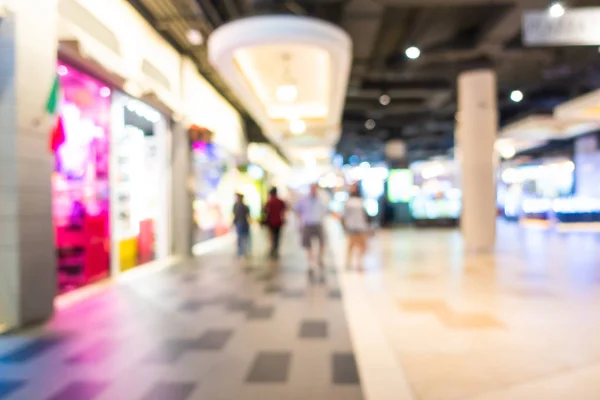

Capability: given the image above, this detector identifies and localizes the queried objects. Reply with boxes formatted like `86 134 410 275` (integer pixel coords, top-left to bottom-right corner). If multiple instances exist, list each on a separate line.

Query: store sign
188 125 213 143
523 8 600 46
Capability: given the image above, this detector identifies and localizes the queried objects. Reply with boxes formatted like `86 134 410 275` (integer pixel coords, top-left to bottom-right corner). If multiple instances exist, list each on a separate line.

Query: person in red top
263 187 287 258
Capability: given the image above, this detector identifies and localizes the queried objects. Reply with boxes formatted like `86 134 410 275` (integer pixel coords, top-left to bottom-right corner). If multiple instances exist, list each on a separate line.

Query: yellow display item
119 237 139 272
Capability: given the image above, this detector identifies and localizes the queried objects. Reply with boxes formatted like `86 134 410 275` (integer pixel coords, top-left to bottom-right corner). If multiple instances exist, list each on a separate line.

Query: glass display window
53 63 112 293
191 140 236 244
111 94 168 272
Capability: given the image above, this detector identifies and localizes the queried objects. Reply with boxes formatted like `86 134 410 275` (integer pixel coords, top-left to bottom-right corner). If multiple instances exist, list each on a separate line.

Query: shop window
112 94 168 272
53 63 111 293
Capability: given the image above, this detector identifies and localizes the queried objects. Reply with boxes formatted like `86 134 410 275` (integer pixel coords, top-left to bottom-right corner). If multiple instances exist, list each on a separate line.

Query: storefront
247 143 291 204
190 127 237 244
52 63 112 293
498 157 575 225
110 92 170 273
239 164 269 219
51 62 172 292
497 135 600 231
50 0 183 292
409 160 462 227
182 59 247 250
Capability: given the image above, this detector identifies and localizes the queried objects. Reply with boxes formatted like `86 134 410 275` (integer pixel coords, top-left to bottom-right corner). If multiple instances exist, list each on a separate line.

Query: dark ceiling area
128 0 600 163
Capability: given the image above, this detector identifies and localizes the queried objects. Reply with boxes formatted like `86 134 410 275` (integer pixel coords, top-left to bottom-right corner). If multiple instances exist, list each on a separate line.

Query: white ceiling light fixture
186 29 204 46
276 84 298 103
510 90 524 103
379 94 391 106
276 53 298 103
208 15 352 161
405 46 421 60
365 119 376 130
500 145 517 159
548 1 565 18
289 119 306 134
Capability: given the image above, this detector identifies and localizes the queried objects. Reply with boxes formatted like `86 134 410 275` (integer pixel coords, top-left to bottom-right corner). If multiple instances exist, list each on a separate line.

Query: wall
57 0 182 113
0 0 58 330
181 58 246 158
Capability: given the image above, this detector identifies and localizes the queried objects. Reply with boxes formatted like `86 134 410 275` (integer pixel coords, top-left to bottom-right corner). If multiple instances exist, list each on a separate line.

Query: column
0 0 58 330
456 69 497 252
171 123 193 259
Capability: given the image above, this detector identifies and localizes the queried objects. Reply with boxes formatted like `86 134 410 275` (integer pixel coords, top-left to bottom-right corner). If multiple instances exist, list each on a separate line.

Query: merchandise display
498 159 575 221
237 166 265 220
553 197 600 223
111 94 167 272
52 64 111 293
387 169 413 203
409 161 461 226
410 187 462 220
192 140 235 244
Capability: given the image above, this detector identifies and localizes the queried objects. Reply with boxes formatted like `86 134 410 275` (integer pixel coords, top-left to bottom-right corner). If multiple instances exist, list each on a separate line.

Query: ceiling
127 0 600 163
207 15 351 165
234 44 331 121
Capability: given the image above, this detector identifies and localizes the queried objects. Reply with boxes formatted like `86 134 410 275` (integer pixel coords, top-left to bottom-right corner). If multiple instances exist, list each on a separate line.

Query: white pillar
0 0 58 331
456 69 497 252
171 123 193 259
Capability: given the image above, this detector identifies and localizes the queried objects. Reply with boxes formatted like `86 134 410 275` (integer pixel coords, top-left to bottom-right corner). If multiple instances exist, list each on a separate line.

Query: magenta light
100 87 111 98
57 65 68 76
193 141 207 152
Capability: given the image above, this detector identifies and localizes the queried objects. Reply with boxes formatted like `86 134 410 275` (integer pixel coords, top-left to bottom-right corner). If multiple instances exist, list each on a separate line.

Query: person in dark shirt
263 187 287 258
233 193 251 258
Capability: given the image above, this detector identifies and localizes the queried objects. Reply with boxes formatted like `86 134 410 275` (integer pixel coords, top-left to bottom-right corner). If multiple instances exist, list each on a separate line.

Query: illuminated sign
523 8 600 46
387 169 413 203
188 125 213 143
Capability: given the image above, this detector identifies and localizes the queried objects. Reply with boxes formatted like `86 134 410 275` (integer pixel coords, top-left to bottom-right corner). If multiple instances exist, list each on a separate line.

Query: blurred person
295 183 328 279
343 183 372 271
233 193 251 258
263 187 287 258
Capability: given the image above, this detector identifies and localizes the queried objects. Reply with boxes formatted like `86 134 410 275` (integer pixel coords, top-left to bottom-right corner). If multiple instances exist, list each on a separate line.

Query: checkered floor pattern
0 229 363 400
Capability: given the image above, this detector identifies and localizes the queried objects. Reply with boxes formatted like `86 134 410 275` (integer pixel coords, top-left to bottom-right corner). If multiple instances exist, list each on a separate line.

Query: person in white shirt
294 183 328 277
342 184 371 271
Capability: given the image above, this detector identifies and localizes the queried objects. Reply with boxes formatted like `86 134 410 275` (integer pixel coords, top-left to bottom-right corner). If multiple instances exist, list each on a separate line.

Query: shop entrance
111 93 169 272
52 63 111 293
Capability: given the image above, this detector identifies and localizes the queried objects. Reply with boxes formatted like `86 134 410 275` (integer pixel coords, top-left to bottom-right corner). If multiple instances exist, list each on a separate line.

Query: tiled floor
0 227 362 400
5 220 600 400
336 221 600 400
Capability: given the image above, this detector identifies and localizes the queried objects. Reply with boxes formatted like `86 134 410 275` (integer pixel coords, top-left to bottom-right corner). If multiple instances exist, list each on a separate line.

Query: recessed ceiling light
379 94 391 106
365 119 376 130
289 119 306 134
510 90 524 103
405 46 421 60
277 84 298 103
186 29 204 46
548 2 565 18
500 145 516 159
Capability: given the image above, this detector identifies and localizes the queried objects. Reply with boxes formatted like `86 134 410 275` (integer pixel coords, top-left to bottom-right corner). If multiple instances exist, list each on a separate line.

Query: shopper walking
233 193 251 258
295 183 328 279
263 187 287 259
343 184 372 271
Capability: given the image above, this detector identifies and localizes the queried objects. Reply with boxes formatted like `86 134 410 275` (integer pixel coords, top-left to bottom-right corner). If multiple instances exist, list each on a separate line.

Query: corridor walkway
341 221 600 400
0 226 362 400
3 221 600 400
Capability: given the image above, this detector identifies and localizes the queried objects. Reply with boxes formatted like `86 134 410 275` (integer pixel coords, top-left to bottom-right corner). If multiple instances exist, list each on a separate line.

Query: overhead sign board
523 7 600 46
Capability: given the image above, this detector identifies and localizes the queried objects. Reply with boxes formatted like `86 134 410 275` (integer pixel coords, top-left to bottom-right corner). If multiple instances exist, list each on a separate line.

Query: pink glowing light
193 141 208 152
100 87 111 98
57 65 68 76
